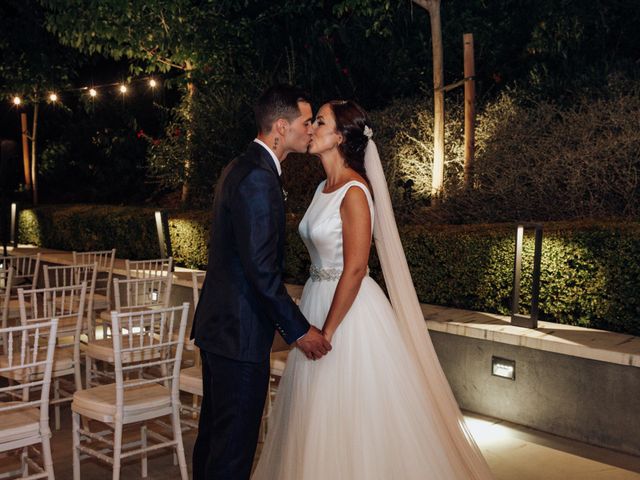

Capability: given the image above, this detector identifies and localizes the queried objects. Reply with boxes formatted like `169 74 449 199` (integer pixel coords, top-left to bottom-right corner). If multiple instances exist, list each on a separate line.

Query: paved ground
2 405 639 479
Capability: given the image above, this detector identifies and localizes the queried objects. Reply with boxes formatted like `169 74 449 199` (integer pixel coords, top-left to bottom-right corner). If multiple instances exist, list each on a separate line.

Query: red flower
152 139 161 145
136 129 145 139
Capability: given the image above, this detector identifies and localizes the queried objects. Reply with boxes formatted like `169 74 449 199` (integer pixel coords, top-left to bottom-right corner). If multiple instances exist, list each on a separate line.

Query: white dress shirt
253 138 282 176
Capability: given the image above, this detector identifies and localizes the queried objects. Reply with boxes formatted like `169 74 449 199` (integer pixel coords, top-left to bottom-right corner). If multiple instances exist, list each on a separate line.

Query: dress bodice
298 180 374 271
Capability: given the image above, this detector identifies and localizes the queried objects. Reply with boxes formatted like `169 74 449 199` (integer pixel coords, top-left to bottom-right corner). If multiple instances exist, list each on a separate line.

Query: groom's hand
296 326 332 360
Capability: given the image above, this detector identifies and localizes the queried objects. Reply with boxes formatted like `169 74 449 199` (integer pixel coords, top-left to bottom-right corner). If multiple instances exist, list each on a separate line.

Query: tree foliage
0 0 80 103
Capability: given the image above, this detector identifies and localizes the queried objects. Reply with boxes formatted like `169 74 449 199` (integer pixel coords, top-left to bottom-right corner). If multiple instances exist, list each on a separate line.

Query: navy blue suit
191 141 310 479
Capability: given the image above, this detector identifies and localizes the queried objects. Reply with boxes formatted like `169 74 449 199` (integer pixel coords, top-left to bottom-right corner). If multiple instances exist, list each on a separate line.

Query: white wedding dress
252 180 485 479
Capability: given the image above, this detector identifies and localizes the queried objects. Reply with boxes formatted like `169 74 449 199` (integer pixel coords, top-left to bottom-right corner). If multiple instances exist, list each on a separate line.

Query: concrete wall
430 331 640 456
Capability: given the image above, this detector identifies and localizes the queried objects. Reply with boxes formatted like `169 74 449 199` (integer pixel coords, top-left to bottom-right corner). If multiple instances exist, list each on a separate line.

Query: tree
39 0 255 205
0 0 80 205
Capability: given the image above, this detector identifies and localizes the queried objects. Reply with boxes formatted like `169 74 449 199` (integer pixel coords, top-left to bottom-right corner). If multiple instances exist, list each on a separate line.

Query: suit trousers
192 350 270 480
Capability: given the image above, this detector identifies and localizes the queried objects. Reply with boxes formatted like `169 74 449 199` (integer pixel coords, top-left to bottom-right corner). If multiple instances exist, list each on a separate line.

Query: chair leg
72 412 81 480
171 403 189 480
141 424 148 478
85 357 92 388
42 431 55 479
21 447 28 477
113 420 123 480
191 394 198 420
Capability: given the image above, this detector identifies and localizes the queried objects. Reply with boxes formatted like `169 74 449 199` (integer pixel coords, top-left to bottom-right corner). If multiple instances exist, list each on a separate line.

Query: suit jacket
191 141 310 363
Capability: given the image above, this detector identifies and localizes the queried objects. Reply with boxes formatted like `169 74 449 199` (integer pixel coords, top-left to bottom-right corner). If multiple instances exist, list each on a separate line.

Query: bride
252 100 494 479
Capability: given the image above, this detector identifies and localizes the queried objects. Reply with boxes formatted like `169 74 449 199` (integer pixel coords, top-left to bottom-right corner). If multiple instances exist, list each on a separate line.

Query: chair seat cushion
0 402 40 444
72 380 171 423
0 348 74 381
270 350 289 377
179 366 202 396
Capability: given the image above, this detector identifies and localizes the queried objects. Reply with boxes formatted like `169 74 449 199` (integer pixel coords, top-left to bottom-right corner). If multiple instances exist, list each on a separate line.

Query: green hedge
18 205 640 335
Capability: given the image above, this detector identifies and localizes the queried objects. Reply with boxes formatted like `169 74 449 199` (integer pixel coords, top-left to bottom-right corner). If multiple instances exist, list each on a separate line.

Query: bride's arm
321 186 371 342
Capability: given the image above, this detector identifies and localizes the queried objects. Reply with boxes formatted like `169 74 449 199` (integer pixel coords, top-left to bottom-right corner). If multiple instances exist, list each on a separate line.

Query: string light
7 73 174 106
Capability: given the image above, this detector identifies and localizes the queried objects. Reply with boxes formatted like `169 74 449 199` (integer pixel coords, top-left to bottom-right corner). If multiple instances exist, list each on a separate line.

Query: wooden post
463 33 476 189
413 0 444 201
31 104 39 206
430 3 444 201
20 113 31 190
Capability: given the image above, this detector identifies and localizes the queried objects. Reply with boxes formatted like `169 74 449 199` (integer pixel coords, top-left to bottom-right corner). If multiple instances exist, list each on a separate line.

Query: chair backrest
0 253 40 291
18 283 88 341
43 263 98 314
114 275 173 312
191 271 206 310
110 304 189 411
0 267 15 351
19 284 87 392
0 319 59 426
125 257 173 280
72 249 116 305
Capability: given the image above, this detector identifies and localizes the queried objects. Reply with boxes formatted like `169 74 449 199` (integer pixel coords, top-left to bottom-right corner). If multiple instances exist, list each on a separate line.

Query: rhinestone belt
309 264 369 282
309 264 343 282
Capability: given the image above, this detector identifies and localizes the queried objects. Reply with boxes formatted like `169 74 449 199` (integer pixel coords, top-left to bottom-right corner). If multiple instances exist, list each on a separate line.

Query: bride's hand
322 329 333 343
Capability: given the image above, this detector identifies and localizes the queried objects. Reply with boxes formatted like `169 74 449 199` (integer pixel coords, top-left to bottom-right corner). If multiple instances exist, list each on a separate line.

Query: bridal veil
364 140 494 479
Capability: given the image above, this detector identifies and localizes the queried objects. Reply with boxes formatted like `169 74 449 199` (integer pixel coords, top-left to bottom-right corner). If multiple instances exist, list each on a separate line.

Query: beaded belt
309 264 369 282
309 264 343 282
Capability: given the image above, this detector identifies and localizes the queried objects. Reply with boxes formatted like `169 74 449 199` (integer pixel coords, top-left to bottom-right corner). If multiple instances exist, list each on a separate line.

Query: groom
191 85 332 479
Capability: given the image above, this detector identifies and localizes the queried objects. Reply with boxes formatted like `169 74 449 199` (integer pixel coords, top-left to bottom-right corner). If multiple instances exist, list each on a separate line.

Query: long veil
364 140 494 479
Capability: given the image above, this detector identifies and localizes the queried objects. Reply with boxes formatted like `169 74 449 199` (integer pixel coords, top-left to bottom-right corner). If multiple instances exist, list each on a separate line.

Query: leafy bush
284 80 640 223
18 205 160 259
18 205 640 335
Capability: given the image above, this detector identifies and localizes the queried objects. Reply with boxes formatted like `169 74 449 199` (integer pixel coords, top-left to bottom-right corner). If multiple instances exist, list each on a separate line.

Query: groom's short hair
254 85 311 134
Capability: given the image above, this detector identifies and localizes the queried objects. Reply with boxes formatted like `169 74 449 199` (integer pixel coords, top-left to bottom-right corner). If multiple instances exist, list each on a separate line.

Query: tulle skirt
252 276 471 479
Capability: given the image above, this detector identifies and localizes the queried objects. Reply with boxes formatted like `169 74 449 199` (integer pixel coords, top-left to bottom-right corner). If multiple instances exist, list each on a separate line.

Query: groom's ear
275 118 288 136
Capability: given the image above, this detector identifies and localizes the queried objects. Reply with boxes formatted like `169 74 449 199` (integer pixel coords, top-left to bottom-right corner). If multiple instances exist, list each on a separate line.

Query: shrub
285 81 640 224
18 205 640 335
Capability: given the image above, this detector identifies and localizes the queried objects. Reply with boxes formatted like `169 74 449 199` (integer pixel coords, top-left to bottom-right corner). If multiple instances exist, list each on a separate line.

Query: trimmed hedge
18 205 640 335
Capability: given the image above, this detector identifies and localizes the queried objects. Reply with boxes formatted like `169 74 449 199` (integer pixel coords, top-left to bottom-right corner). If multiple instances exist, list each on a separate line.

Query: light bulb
49 93 58 102
89 88 97 97
13 97 21 105
149 79 157 87
119 85 127 94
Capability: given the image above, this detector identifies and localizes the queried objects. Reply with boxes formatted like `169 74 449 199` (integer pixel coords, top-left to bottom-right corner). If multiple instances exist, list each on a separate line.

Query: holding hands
296 326 332 360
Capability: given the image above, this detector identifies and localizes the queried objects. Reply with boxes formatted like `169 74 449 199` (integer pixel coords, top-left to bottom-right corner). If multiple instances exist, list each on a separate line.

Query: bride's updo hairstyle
329 100 371 183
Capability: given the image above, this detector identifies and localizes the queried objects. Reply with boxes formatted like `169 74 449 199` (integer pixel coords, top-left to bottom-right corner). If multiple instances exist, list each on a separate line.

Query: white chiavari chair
178 271 205 427
71 304 190 480
1 267 15 354
0 319 58 480
72 249 115 312
0 254 41 323
43 263 98 337
17 283 88 430
125 257 173 280
85 276 172 388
